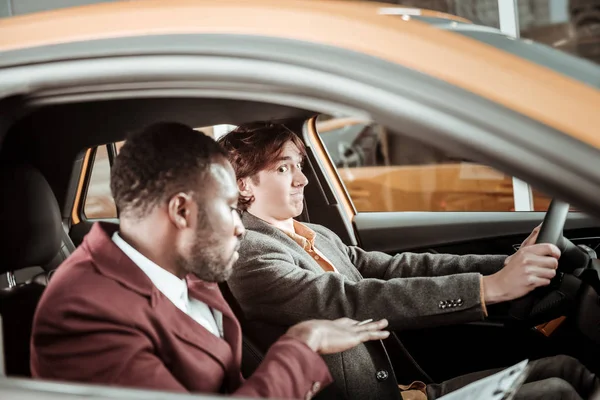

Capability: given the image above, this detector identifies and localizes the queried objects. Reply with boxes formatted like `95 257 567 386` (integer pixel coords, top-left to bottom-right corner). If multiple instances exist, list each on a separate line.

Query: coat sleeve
229 232 504 331
313 225 507 280
235 335 332 399
31 293 190 392
32 281 331 399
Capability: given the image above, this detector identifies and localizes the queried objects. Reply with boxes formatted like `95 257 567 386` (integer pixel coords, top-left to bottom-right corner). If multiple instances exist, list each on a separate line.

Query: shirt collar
280 220 316 250
112 232 188 309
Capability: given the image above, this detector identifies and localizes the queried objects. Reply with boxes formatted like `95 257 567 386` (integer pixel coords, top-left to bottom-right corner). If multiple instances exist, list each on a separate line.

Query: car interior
2 94 600 397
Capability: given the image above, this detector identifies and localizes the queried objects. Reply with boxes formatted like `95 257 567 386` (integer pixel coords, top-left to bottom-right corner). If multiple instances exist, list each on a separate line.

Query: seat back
0 164 64 377
219 202 309 379
218 282 264 378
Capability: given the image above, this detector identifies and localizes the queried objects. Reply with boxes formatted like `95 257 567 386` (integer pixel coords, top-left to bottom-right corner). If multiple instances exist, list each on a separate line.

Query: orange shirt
280 220 339 273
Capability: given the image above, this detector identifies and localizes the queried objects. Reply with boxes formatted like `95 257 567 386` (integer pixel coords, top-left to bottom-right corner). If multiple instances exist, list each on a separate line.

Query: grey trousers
427 355 600 400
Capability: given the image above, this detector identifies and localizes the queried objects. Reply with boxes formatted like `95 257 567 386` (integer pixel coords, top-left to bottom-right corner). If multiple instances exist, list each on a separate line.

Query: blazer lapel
85 222 154 297
87 222 243 390
187 278 243 390
242 212 363 281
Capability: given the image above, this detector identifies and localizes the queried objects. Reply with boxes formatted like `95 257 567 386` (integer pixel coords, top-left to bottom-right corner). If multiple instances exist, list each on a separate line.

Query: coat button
376 370 389 381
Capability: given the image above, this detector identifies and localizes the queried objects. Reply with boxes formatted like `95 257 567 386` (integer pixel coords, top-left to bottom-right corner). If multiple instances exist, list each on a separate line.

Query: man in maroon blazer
30 122 389 399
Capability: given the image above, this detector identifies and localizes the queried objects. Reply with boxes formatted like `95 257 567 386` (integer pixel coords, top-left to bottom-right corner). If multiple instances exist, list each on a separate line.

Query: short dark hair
217 121 306 210
111 122 227 218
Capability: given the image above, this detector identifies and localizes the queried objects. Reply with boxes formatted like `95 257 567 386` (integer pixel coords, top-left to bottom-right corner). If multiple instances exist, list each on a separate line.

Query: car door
307 114 600 382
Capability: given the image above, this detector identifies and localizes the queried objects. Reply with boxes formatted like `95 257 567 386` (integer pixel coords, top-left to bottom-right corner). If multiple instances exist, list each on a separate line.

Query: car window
316 116 552 212
83 143 121 219
81 126 232 220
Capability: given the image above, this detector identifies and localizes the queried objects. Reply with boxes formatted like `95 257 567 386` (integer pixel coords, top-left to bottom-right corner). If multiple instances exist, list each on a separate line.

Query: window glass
519 0 600 65
378 0 500 28
81 127 224 220
532 188 553 211
316 116 519 212
84 145 117 219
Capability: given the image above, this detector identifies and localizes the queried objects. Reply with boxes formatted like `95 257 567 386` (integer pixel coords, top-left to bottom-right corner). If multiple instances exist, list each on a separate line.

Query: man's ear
238 177 253 197
167 192 193 229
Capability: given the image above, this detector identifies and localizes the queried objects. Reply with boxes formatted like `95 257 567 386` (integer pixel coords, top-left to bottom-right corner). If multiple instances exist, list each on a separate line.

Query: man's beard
176 233 239 283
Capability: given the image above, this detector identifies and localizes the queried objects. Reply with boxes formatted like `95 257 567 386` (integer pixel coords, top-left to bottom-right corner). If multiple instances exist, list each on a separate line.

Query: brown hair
217 121 306 210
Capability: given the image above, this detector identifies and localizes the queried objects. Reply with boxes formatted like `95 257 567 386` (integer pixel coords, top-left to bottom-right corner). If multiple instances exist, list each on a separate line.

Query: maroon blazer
31 222 332 399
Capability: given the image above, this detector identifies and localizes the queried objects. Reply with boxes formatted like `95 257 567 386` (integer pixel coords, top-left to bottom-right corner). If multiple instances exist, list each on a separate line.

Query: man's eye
277 165 289 173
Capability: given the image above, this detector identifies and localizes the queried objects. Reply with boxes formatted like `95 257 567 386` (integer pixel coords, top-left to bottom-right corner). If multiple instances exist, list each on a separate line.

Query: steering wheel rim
535 199 570 248
508 198 570 322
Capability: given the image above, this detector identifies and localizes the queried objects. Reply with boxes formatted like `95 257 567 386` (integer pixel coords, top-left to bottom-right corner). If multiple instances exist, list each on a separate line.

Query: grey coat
228 212 507 399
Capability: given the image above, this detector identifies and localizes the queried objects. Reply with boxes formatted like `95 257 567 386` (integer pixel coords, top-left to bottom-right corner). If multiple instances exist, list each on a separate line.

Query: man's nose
233 212 245 239
294 170 309 187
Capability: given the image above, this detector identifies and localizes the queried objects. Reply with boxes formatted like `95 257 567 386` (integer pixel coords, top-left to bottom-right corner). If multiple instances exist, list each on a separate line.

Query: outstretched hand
286 318 389 354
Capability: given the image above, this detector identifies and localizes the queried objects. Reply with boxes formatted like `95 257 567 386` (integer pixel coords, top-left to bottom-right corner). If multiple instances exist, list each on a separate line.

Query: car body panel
1 0 600 151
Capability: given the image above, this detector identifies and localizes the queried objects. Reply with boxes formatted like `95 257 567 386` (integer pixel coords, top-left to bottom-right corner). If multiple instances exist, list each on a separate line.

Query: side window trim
106 143 119 218
78 144 118 221
72 147 96 224
107 142 117 167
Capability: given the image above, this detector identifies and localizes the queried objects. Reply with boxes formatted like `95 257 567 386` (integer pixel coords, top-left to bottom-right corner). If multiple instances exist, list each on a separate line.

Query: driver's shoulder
305 222 343 243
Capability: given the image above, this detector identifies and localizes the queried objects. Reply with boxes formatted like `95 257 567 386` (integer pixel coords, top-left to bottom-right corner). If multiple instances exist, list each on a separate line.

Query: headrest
0 164 62 273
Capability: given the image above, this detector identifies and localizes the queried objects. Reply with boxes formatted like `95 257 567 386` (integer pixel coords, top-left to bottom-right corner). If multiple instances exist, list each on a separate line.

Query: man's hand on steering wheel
503 199 589 325
499 223 542 269
517 223 542 250
482 241 561 305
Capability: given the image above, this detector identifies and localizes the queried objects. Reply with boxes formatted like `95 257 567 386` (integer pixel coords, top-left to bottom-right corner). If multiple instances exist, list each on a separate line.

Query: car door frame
2 34 600 245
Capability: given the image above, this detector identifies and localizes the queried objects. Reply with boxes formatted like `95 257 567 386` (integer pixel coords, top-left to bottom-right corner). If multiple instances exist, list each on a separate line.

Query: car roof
0 0 599 150
432 21 600 90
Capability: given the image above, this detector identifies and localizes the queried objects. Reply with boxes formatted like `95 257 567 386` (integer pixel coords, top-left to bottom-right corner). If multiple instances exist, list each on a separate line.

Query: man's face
176 160 244 282
245 140 308 222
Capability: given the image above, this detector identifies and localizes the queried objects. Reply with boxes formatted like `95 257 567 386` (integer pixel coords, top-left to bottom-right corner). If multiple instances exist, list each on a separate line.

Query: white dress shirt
112 232 222 337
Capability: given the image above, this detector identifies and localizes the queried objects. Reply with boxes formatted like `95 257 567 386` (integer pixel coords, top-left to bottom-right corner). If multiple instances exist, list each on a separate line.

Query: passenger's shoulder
40 254 142 318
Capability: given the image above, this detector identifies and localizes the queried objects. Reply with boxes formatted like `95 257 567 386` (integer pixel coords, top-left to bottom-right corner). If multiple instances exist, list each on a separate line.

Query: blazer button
376 370 389 381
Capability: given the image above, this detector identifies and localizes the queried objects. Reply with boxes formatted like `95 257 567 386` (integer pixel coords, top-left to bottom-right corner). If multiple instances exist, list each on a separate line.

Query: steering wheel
508 199 590 325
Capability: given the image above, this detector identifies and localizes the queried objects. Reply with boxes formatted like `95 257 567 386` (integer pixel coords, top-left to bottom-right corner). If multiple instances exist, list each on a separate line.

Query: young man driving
218 121 600 400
